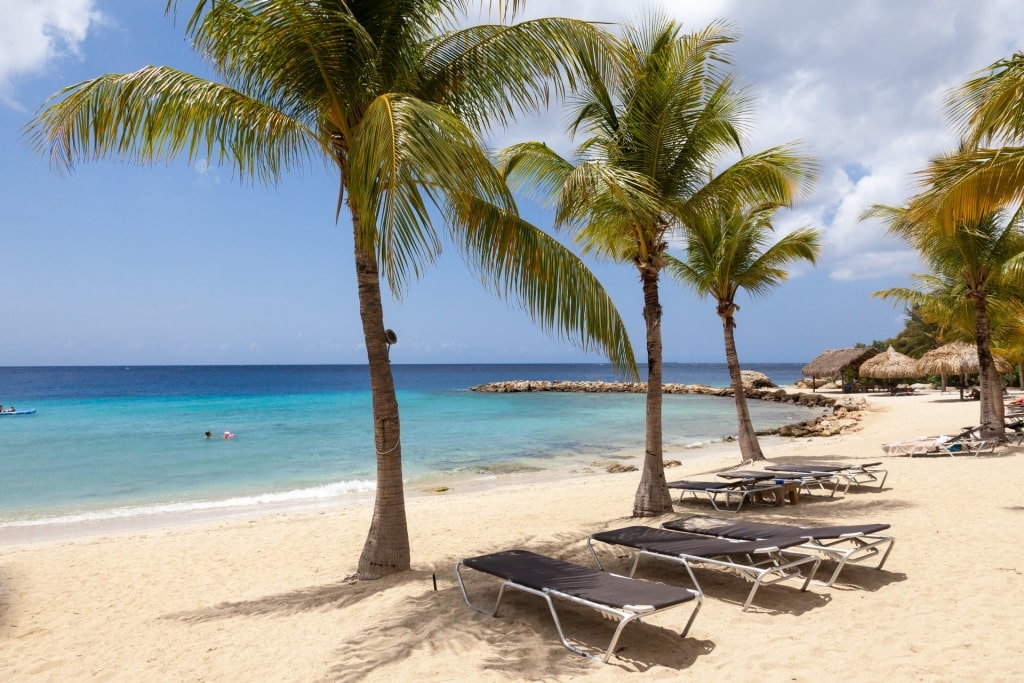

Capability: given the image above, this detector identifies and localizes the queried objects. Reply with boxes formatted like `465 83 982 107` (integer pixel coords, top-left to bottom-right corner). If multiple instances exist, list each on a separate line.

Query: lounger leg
455 561 509 617
742 554 821 611
808 536 896 586
587 539 645 580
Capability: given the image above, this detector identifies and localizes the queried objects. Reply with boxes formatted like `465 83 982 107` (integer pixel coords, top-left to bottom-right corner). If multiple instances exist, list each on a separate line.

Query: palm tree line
25 2 838 575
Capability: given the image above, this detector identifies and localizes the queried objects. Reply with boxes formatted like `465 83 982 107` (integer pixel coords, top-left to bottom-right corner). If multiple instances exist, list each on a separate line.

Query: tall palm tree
666 203 820 462
25 0 638 578
866 202 1024 436
498 16 814 515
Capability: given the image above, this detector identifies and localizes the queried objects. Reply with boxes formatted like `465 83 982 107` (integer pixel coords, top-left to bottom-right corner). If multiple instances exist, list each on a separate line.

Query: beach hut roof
859 345 922 380
801 347 880 379
915 341 1011 375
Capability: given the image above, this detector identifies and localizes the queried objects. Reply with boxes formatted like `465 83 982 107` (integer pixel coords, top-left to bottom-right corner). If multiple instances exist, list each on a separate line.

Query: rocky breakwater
468 379 869 438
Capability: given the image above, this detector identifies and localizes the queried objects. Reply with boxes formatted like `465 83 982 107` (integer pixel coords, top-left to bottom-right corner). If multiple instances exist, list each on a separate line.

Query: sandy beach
2 388 1022 681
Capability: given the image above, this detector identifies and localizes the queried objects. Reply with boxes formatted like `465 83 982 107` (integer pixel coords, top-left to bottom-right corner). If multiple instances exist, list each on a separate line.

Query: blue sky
2 1 1023 367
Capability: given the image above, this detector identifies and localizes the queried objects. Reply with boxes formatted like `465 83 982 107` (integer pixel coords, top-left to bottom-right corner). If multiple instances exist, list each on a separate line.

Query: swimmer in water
223 431 235 440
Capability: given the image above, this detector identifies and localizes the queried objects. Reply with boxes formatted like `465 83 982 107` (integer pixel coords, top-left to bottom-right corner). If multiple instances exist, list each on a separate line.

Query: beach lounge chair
1005 419 1024 445
881 424 999 456
662 515 895 587
715 469 843 497
764 461 889 491
587 526 821 611
455 549 702 662
666 479 783 512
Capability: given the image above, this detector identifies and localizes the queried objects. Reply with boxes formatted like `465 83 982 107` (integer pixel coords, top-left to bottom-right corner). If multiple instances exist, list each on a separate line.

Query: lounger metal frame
456 551 702 663
716 469 843 498
794 532 896 586
663 516 896 587
666 480 783 513
587 527 821 612
764 462 889 492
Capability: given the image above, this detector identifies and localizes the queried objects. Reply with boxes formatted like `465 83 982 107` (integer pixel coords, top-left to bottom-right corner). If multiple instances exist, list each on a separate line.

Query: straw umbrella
858 345 921 392
915 341 1011 397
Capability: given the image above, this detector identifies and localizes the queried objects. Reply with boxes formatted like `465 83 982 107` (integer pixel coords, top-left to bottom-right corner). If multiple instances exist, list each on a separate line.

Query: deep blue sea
0 363 815 530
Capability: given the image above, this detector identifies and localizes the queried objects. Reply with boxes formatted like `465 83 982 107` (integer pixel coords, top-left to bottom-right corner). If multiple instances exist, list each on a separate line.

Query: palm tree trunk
353 223 411 579
722 313 764 461
633 269 673 516
971 296 1004 439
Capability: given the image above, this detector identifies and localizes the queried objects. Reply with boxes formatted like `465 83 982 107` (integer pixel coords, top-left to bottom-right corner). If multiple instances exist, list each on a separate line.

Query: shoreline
3 388 1022 681
0 430 766 548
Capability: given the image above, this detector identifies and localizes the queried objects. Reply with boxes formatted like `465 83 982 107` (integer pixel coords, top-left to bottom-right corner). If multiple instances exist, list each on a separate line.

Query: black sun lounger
663 515 895 587
764 461 889 492
666 479 782 512
456 549 702 662
587 526 820 611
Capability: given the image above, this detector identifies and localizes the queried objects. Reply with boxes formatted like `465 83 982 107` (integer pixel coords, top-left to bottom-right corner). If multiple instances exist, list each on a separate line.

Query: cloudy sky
2 0 1022 367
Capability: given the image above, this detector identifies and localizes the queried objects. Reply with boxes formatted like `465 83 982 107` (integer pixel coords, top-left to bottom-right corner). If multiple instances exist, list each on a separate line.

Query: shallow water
0 363 815 528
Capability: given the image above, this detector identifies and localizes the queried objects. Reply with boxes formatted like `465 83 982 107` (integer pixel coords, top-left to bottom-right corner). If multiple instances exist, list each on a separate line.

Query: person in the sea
223 431 235 440
204 431 212 439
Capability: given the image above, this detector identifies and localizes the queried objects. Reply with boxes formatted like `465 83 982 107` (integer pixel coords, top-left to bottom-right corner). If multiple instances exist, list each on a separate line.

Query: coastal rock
606 463 638 473
466 378 865 439
776 408 865 438
740 370 775 388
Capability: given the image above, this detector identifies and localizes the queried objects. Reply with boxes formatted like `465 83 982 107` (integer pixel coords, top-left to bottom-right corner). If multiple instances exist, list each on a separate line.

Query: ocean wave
0 479 377 528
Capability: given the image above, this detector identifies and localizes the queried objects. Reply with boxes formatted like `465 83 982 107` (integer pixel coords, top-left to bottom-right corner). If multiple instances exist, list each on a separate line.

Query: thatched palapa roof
859 346 921 380
801 347 880 379
915 341 1011 375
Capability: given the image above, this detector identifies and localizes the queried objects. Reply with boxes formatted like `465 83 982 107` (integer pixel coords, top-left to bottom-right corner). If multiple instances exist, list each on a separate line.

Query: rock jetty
468 379 870 438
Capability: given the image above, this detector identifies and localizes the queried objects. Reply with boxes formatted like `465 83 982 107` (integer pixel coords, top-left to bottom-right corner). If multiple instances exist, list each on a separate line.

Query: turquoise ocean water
0 363 816 530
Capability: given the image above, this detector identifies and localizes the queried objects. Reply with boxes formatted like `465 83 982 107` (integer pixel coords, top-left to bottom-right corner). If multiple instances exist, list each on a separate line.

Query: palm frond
186 0 378 133
25 67 318 181
418 17 615 131
946 51 1024 147
496 141 574 208
681 144 817 223
912 146 1024 225
347 92 514 295
448 193 638 378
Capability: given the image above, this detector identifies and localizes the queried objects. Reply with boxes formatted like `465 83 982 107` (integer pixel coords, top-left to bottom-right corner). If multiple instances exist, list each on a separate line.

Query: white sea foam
0 479 377 529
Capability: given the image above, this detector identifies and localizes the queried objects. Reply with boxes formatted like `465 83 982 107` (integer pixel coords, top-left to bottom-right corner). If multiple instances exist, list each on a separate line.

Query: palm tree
25 0 638 578
498 16 814 515
866 202 1024 437
666 203 820 462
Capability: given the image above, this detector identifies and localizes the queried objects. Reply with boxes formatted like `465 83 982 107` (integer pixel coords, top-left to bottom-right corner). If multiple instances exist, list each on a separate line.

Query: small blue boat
0 408 36 415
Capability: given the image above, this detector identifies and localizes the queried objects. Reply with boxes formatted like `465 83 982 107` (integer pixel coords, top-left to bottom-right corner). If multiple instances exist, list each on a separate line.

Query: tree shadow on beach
321 532 716 681
161 572 396 623
322 583 714 682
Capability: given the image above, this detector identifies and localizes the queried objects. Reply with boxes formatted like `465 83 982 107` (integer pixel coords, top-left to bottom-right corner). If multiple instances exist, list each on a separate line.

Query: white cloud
0 0 103 108
506 1 1024 286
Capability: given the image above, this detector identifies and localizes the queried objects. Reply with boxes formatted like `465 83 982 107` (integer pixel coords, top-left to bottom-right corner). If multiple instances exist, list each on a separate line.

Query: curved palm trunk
721 312 764 461
971 296 1005 439
633 269 673 516
353 218 410 579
